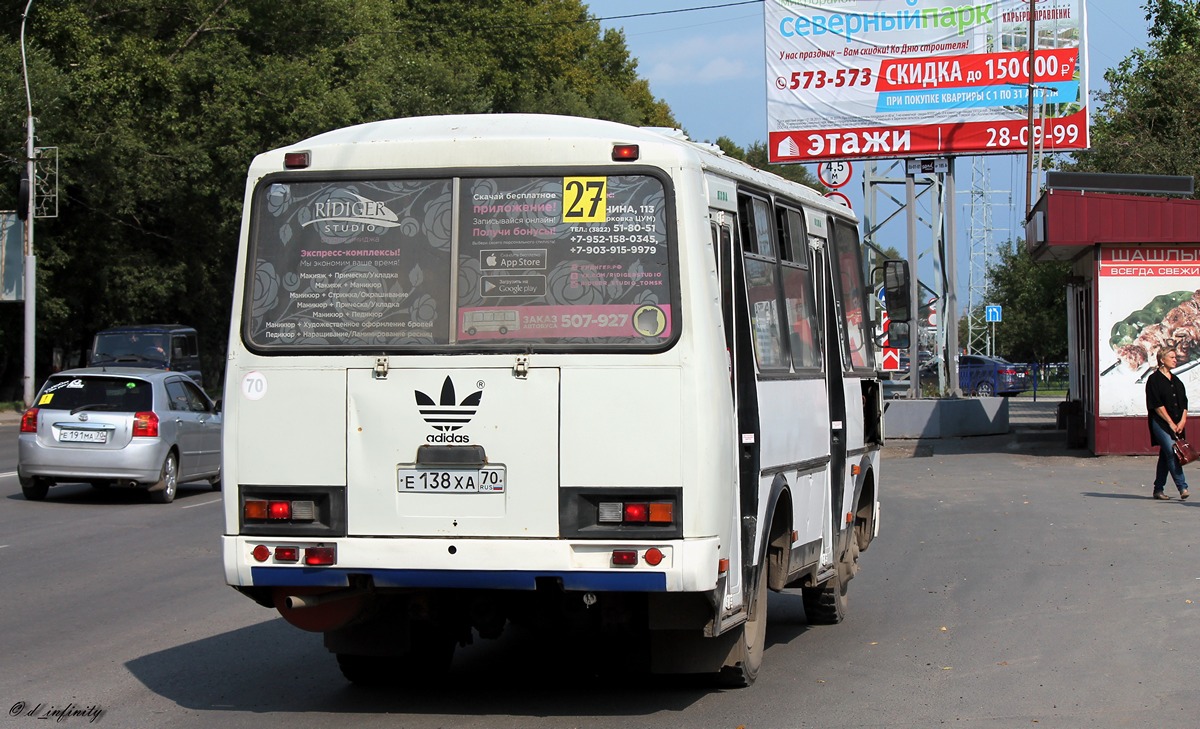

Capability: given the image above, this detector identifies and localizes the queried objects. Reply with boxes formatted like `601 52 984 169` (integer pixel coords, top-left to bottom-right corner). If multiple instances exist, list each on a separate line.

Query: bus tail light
598 500 675 526
239 487 343 537
244 498 318 523
624 503 648 523
648 502 674 523
611 548 666 567
305 545 336 566
562 491 681 538
250 544 330 565
611 144 639 161
284 151 311 169
612 550 638 566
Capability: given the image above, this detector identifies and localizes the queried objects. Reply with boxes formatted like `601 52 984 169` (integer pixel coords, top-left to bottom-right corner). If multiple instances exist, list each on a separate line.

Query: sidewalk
1007 396 1061 426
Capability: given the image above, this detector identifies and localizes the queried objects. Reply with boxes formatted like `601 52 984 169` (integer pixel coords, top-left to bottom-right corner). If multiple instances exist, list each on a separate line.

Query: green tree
984 240 1071 364
1066 0 1200 185
714 137 824 191
0 0 676 396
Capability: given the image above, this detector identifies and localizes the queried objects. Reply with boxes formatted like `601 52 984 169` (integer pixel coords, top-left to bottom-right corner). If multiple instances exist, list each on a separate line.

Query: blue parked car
959 355 1031 397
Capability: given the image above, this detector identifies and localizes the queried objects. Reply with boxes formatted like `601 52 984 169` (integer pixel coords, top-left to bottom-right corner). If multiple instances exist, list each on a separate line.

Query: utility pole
1024 0 1037 217
20 0 37 407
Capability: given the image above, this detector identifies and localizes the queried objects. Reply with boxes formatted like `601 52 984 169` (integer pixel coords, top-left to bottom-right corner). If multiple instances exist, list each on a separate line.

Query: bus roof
255 114 855 222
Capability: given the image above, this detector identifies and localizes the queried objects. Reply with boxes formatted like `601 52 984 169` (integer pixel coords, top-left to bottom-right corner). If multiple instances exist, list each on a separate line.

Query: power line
594 0 762 24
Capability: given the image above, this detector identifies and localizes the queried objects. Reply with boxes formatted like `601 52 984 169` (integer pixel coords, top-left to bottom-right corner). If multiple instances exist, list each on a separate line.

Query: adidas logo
415 376 483 433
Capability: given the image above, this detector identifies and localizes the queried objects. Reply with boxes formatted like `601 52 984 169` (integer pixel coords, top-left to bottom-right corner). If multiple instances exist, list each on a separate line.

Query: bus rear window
244 174 674 351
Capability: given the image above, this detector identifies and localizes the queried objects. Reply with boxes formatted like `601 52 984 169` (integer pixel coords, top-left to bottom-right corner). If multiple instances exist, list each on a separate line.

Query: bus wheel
718 563 768 687
335 622 456 686
802 547 852 625
403 622 456 680
336 653 394 687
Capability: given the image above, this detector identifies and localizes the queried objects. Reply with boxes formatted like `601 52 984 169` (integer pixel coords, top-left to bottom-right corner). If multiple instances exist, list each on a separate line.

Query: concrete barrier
882 397 1009 439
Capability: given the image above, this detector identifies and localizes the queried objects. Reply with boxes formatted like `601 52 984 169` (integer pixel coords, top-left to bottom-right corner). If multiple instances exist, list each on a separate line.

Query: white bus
221 114 909 687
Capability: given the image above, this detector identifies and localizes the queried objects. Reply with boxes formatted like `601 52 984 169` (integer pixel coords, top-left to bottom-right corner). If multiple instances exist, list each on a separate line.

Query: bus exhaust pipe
286 588 368 610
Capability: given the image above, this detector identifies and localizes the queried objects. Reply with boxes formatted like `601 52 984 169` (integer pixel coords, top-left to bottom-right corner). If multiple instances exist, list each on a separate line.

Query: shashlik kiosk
1027 173 1200 455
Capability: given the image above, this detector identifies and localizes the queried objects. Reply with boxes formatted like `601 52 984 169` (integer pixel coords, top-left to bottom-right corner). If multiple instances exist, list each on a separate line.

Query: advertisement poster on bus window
245 175 673 349
764 0 1089 163
1097 246 1200 418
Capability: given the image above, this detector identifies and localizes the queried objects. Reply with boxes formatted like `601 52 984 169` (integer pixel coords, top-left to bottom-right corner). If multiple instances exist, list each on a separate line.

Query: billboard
765 0 1089 162
1097 246 1200 418
1 213 22 302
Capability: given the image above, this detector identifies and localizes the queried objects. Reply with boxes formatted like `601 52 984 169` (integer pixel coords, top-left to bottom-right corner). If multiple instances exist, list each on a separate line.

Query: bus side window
778 208 821 370
736 197 788 372
737 195 775 258
830 216 872 369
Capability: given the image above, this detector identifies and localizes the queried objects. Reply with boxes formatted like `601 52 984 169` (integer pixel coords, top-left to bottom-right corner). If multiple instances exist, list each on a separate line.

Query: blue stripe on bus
249 567 668 591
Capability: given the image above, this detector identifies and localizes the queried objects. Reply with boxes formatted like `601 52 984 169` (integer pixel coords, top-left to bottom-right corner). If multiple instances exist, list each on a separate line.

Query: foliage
980 240 1071 364
1064 0 1200 187
714 136 824 191
0 0 676 397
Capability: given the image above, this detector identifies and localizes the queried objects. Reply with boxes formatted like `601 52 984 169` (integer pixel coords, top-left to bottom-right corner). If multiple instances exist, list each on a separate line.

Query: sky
594 0 1154 319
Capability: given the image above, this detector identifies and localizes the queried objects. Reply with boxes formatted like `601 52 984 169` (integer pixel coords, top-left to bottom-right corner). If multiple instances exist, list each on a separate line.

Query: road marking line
182 498 222 509
0 471 16 479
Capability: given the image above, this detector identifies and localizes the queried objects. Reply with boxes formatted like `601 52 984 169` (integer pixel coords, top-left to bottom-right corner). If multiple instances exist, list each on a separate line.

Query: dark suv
89 325 204 388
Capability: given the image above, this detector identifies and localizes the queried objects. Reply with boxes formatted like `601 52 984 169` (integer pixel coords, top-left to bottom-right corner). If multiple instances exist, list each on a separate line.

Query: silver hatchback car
18 367 222 503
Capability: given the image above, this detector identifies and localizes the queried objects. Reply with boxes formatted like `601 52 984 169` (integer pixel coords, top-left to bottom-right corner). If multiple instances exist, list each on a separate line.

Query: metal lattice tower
966 157 998 356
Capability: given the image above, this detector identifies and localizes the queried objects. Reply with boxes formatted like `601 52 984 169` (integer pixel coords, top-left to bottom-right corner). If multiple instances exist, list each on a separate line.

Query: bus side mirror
882 259 912 349
882 259 910 321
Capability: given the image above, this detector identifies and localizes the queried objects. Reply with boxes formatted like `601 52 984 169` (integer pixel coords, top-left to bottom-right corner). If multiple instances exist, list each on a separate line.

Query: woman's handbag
1174 437 1198 466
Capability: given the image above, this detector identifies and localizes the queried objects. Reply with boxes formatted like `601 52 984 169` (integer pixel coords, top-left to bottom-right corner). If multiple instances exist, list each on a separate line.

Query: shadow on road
4 480 217 505
125 591 815 717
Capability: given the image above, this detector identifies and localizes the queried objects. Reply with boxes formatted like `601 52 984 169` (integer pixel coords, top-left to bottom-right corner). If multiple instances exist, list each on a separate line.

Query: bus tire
335 623 456 687
336 653 393 687
717 562 768 687
803 539 857 625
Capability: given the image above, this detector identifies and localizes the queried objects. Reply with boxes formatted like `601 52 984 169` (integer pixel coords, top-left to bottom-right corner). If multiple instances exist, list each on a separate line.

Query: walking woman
1147 348 1190 500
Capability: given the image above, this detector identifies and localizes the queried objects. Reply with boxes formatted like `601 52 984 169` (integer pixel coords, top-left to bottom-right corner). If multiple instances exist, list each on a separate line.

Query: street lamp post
20 0 36 407
1024 0 1037 218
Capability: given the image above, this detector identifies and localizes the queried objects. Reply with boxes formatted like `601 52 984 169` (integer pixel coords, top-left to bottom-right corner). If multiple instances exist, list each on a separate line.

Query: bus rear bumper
223 535 721 594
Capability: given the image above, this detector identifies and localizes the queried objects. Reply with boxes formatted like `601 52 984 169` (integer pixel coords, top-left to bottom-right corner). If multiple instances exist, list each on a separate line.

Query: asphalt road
2 418 1199 728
